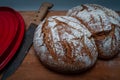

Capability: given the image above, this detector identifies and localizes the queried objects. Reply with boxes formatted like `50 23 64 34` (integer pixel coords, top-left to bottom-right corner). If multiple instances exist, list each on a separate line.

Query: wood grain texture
0 11 120 80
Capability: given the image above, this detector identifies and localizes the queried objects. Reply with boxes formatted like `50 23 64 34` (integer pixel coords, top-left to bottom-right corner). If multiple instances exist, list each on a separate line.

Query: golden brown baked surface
33 4 120 73
67 4 120 59
33 16 98 73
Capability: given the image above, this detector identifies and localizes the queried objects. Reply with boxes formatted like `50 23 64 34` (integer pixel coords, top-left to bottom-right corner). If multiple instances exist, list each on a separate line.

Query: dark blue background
0 0 120 11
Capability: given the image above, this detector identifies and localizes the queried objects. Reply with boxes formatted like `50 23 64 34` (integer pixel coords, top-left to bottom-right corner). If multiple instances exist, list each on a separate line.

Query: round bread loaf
33 16 98 73
67 4 120 59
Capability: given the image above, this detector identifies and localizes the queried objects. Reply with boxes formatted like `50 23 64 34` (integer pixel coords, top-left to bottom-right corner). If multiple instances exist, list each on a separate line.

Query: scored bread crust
33 16 98 73
67 4 120 59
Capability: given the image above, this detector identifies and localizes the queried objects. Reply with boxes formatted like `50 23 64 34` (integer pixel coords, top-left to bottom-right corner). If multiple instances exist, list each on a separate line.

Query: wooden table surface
0 11 120 80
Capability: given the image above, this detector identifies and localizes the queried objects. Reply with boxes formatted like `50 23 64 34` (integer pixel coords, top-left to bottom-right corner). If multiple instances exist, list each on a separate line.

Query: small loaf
33 16 98 73
67 4 120 59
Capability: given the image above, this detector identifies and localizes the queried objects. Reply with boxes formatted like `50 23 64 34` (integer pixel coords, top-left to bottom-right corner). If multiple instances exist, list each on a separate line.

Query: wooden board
0 11 120 80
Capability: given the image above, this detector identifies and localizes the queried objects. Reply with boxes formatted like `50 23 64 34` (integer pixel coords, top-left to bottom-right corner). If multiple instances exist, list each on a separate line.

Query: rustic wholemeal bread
67 4 120 59
33 16 98 73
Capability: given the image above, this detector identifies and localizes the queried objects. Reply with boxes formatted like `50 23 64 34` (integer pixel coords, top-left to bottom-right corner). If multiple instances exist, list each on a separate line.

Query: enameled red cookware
0 7 25 70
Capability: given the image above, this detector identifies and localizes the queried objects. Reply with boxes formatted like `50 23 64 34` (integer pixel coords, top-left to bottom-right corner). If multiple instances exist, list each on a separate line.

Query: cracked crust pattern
33 16 98 73
67 4 120 59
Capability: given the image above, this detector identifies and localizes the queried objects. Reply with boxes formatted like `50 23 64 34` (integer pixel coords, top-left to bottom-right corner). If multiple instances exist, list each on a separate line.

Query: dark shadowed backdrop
0 0 120 11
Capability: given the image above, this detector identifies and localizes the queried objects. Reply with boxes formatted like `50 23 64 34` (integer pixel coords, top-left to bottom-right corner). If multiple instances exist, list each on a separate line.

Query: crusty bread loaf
67 4 120 59
33 16 98 73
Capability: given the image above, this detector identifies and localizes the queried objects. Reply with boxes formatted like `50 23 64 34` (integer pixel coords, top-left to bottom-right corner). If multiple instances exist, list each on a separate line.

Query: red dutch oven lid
0 7 25 70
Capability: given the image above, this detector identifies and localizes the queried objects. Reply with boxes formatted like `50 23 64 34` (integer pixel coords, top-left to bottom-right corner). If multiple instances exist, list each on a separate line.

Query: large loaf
33 16 98 73
33 4 120 73
67 4 120 59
